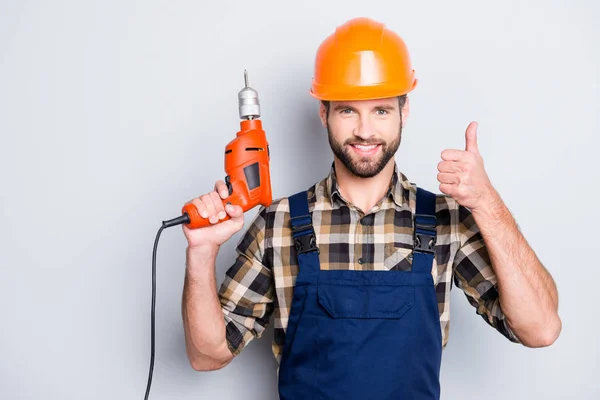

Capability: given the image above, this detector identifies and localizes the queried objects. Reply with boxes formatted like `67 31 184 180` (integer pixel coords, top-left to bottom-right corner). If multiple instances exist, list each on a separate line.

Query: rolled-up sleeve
217 206 275 356
452 204 522 344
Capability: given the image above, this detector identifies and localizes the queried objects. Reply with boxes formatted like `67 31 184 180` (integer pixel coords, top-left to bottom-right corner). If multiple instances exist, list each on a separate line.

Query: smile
350 144 381 156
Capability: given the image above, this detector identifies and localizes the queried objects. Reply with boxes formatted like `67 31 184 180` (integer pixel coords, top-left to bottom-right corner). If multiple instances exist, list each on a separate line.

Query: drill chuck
238 70 260 119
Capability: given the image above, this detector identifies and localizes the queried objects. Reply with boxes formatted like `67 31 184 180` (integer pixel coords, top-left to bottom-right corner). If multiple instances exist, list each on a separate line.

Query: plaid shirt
218 162 521 364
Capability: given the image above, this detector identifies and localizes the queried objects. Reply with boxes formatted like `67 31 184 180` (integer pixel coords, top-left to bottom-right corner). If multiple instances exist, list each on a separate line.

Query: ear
319 102 328 128
401 96 410 129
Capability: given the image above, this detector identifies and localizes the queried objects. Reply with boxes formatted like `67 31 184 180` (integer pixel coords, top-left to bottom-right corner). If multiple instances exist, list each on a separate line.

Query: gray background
1 0 598 399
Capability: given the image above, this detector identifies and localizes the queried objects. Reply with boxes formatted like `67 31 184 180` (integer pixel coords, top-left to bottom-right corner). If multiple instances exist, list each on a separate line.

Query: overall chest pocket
317 283 414 319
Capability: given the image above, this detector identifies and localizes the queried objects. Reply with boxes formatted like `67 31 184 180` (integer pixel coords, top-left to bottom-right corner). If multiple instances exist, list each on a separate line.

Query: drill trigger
225 175 233 196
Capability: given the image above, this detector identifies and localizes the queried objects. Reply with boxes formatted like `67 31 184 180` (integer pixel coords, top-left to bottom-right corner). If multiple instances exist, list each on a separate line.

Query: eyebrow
332 104 397 112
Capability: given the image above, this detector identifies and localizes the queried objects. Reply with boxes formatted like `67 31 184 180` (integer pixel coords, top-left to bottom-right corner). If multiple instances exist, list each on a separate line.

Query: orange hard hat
310 17 418 101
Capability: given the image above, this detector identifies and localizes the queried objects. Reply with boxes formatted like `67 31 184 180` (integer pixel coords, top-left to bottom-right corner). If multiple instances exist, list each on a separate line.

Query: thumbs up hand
437 121 496 211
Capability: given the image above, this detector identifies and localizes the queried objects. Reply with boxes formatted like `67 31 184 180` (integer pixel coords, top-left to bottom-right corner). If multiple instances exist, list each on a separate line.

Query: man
181 17 561 399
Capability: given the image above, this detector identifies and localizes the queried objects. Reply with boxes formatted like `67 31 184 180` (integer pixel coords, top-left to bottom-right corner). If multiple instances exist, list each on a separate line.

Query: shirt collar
324 161 407 210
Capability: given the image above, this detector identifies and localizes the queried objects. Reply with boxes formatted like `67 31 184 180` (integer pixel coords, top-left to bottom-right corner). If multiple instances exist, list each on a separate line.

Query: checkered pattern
218 162 521 364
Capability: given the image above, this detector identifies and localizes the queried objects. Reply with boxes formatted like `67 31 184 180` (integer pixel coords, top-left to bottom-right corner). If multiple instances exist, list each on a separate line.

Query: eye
376 109 389 115
341 108 354 114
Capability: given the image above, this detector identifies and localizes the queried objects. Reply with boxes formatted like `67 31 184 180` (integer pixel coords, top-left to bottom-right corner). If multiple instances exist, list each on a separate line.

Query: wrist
187 244 220 258
186 245 219 276
472 187 504 219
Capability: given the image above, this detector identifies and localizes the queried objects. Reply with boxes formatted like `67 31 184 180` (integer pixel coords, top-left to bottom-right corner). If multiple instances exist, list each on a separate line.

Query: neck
333 158 396 214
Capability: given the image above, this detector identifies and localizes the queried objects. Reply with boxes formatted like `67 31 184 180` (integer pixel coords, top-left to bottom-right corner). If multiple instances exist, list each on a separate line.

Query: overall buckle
291 215 320 254
414 232 436 254
294 233 320 254
414 213 437 254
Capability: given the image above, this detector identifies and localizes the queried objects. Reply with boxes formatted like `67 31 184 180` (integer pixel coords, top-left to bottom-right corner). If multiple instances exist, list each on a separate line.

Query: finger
437 172 460 185
437 161 462 173
191 198 208 219
208 191 226 220
214 180 229 199
200 194 218 223
225 203 244 219
465 121 479 154
440 149 467 161
439 183 456 195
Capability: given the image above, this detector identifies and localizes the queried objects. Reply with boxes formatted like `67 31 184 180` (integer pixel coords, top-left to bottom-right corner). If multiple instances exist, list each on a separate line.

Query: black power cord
144 213 191 400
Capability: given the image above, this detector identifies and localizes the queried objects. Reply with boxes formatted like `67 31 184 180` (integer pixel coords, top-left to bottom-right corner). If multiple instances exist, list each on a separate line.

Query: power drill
144 71 272 400
159 70 273 230
181 70 272 228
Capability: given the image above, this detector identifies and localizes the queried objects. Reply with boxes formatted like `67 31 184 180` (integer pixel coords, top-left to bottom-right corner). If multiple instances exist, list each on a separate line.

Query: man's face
320 97 408 179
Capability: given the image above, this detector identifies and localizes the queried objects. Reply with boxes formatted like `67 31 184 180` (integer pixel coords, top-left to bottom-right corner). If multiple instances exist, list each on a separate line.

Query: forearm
182 245 233 370
471 189 561 347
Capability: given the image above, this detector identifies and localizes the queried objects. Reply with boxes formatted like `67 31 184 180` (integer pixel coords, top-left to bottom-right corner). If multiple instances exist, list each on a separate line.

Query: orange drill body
181 72 272 229
224 119 272 211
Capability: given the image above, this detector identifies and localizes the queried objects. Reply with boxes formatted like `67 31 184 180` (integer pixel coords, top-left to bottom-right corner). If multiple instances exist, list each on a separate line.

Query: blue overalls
278 187 443 400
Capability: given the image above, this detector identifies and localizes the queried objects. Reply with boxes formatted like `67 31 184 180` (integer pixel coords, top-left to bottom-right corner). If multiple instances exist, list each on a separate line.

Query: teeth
354 144 377 150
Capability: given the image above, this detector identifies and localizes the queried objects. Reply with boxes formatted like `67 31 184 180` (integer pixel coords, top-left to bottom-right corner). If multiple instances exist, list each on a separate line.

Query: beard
327 121 402 179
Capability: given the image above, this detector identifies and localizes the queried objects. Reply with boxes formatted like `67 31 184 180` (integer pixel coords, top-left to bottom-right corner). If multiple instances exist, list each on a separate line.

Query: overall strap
288 191 320 280
413 187 438 274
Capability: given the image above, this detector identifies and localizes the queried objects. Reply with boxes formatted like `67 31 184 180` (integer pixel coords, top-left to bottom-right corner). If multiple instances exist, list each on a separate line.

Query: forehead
331 97 398 108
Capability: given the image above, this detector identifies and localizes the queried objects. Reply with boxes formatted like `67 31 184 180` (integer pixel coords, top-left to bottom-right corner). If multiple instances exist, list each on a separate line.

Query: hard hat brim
309 78 418 101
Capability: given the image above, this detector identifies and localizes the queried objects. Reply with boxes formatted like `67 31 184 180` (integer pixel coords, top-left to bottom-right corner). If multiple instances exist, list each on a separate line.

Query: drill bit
238 69 260 120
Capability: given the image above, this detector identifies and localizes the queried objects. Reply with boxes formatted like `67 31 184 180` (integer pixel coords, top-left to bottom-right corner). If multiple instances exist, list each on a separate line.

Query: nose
354 114 375 141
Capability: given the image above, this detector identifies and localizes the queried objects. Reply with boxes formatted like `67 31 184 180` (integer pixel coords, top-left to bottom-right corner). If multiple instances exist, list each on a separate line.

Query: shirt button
358 258 364 264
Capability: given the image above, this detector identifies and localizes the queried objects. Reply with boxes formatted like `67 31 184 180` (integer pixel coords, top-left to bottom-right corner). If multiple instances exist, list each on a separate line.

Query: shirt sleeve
452 204 522 344
217 205 275 357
